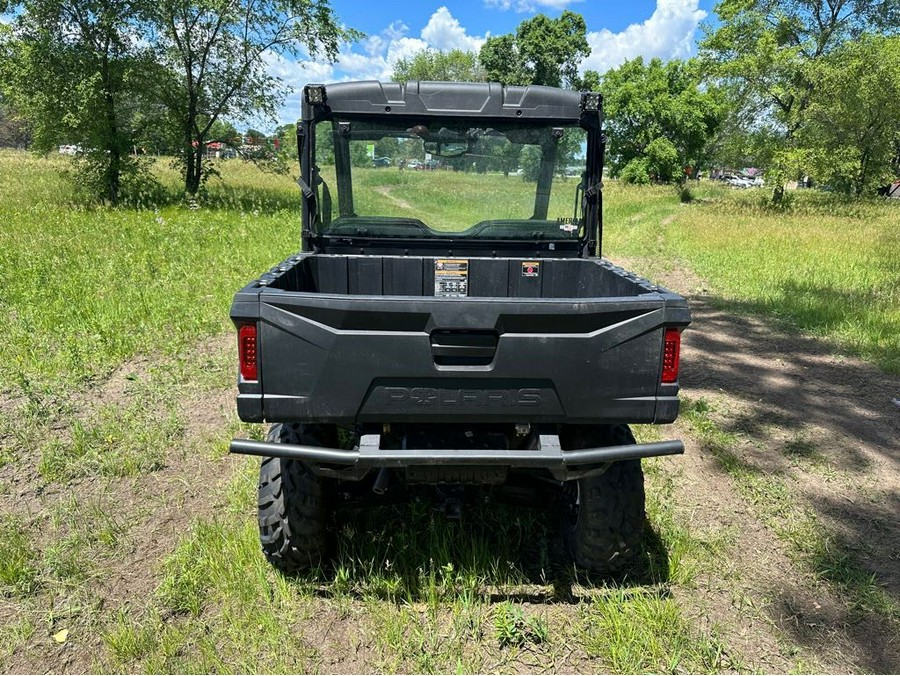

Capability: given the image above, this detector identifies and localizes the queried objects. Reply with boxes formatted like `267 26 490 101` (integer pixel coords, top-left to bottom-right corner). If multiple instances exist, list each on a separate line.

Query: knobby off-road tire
562 424 646 575
257 423 331 574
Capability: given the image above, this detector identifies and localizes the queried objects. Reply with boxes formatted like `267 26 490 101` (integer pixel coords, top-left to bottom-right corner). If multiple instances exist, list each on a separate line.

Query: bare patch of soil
617 255 900 672
0 334 240 674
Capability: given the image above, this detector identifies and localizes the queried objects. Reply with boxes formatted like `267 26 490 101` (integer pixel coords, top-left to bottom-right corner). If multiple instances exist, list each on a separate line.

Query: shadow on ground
295 498 670 605
680 293 900 671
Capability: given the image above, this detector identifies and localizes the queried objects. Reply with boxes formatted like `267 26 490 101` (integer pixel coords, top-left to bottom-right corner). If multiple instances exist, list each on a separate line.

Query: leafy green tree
701 0 900 201
244 129 266 145
314 122 335 164
392 49 484 83
479 11 590 88
149 0 360 195
275 122 298 159
350 141 371 168
209 120 240 146
602 57 724 184
800 35 900 195
0 0 157 202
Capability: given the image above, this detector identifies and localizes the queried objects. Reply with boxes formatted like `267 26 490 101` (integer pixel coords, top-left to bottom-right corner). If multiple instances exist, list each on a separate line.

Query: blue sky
1 0 719 129
269 0 718 125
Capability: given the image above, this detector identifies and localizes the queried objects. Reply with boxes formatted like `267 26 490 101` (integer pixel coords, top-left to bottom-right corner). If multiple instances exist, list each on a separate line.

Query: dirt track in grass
2 259 898 673
632 258 900 673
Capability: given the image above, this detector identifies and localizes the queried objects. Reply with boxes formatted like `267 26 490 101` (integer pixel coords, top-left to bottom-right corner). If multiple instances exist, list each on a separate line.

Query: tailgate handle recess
430 330 498 366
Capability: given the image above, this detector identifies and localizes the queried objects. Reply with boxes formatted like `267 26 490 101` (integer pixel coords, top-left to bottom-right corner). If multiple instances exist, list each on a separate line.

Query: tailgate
235 291 689 425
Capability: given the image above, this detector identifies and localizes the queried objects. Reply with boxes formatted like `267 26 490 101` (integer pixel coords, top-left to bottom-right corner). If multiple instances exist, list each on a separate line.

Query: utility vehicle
229 81 691 575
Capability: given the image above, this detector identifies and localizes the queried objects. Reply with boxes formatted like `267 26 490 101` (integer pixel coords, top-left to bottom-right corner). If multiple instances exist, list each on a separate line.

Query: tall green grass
602 184 900 373
0 151 300 393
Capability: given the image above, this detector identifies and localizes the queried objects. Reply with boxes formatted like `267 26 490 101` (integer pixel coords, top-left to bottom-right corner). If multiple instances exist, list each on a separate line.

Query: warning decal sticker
435 259 469 297
521 261 541 278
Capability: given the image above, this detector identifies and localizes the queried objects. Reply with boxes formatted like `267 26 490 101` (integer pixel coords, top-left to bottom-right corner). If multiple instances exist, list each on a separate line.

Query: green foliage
701 0 900 199
800 35 900 195
0 0 159 203
149 0 360 194
602 57 724 183
479 10 589 87
0 95 30 148
392 49 484 83
619 157 651 185
350 140 372 167
644 137 681 183
492 603 548 647
274 122 297 160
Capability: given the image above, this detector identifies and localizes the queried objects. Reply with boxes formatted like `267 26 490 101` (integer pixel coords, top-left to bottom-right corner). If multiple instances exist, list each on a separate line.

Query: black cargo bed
265 254 659 298
232 254 689 427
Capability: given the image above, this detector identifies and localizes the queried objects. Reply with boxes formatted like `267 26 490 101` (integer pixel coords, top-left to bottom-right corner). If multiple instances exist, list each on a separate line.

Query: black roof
302 80 593 122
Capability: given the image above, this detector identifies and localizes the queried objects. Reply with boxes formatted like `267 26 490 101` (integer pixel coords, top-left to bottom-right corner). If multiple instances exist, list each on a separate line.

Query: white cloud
385 36 431 74
330 7 483 83
485 0 579 12
265 51 335 92
421 6 486 53
384 20 409 41
272 7 484 125
582 0 706 74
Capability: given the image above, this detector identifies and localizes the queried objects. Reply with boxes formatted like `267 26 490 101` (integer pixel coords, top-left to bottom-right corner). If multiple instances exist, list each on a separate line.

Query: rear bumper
229 434 684 481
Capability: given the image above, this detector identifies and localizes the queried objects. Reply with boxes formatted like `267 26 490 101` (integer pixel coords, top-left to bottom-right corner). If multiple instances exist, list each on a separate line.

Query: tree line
0 0 359 202
2 1 898 203
394 4 900 200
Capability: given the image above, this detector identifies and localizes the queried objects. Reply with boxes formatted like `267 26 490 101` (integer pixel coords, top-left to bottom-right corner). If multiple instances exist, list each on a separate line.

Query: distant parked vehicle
406 159 424 170
58 145 81 155
724 175 752 188
373 156 392 167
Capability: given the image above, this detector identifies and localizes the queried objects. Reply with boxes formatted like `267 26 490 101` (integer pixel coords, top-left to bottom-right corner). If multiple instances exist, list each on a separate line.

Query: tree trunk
101 49 120 204
772 183 785 204
185 144 202 194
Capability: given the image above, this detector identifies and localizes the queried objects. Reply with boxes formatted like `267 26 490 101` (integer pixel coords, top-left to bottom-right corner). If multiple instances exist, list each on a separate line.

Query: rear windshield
312 117 589 240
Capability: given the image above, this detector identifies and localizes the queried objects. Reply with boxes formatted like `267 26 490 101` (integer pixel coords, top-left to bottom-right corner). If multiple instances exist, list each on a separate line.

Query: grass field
603 185 900 373
1 149 898 672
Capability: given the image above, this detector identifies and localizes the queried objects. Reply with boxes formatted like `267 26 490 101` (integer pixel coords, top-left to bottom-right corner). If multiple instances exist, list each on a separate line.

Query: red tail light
661 328 681 383
238 323 258 381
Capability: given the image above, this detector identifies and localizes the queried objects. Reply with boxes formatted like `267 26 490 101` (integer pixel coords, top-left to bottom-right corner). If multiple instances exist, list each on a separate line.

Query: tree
149 0 360 195
701 0 900 201
800 35 900 195
601 57 724 184
479 11 590 88
275 122 298 159
392 49 484 83
0 0 156 202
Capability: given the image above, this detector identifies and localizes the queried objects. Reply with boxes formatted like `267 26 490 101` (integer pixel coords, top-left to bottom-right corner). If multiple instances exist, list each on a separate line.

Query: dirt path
375 185 414 210
622 257 900 672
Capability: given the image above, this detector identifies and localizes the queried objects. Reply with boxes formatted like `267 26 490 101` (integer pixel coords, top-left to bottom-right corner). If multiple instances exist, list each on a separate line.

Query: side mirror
424 141 470 158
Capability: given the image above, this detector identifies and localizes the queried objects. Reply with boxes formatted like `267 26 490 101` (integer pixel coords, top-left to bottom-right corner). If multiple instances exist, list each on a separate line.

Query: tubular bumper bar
229 434 684 481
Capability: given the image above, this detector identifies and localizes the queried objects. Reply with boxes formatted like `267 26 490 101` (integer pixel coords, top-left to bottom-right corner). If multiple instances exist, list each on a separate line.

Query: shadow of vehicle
288 496 671 605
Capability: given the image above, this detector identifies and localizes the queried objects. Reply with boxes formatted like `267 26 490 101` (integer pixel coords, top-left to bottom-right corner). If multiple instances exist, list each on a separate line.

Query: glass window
312 118 589 240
